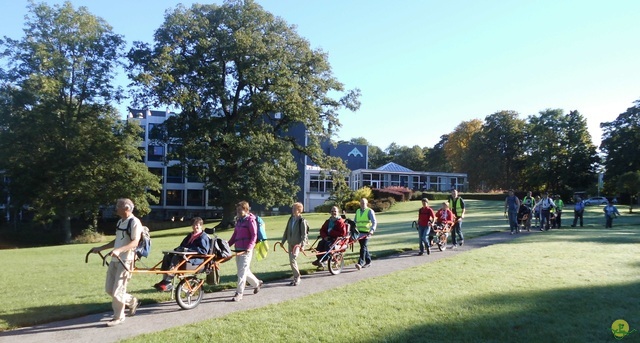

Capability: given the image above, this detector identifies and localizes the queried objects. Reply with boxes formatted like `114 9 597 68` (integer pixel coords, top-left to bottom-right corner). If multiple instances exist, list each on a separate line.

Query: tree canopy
0 1 160 241
127 0 360 226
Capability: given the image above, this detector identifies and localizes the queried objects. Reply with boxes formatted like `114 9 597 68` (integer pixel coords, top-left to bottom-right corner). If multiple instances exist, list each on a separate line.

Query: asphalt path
0 230 523 343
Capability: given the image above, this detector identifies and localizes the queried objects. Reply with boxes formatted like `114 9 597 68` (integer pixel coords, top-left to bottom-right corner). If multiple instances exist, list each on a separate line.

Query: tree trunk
216 204 237 231
63 208 72 243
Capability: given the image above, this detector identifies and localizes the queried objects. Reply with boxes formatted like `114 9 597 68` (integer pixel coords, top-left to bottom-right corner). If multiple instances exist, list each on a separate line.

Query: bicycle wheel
175 277 204 310
328 252 344 275
438 232 447 251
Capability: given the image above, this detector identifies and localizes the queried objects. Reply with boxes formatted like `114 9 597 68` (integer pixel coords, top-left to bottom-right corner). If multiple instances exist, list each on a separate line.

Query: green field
1 200 638 342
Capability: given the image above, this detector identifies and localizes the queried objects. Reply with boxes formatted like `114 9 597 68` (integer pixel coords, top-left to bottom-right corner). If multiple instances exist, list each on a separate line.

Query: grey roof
376 162 414 172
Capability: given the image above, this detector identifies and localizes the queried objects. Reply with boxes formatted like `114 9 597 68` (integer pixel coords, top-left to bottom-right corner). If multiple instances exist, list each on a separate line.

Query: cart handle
273 242 309 256
85 250 109 267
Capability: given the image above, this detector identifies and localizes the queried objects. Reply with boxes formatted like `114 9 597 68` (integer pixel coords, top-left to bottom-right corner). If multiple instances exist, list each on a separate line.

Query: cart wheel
175 277 204 310
438 233 447 251
328 252 344 275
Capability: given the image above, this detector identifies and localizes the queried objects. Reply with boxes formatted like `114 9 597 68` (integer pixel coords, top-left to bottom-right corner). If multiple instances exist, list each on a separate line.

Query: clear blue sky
2 0 639 150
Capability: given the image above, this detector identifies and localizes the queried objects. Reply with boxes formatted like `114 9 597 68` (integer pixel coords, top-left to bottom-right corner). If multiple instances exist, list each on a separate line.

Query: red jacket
417 206 436 227
319 217 347 239
435 208 455 225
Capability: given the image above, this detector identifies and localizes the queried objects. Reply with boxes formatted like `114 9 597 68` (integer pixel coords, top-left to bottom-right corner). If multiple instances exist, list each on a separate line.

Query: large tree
601 99 640 192
127 0 359 227
0 1 161 242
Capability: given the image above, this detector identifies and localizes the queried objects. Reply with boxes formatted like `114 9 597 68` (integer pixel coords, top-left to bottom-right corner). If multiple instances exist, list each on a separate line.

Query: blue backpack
118 218 151 259
255 215 267 242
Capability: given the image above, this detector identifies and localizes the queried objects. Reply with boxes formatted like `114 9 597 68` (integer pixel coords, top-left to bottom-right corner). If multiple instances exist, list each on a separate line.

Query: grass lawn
1 200 639 342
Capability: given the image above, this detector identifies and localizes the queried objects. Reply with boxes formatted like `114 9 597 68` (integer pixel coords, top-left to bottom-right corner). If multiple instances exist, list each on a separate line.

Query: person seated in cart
312 206 348 268
153 217 210 292
517 203 532 232
430 202 455 242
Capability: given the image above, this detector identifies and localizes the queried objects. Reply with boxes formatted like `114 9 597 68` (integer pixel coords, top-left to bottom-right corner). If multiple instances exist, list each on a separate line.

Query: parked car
584 196 608 206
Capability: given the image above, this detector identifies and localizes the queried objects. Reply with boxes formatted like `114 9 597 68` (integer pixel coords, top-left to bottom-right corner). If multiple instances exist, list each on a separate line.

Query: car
584 197 608 206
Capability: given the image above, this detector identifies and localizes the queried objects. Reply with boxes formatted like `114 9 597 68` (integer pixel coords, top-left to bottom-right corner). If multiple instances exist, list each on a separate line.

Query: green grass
1 200 638 341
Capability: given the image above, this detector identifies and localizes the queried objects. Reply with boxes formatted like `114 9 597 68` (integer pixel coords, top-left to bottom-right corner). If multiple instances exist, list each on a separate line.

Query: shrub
352 187 373 202
370 198 392 212
314 202 335 213
72 229 104 244
344 200 361 213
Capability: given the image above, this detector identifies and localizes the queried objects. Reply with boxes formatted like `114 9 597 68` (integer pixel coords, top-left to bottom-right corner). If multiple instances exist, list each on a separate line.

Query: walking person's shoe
106 318 125 327
253 280 264 294
363 263 371 268
355 263 362 270
231 293 243 302
426 245 431 255
128 297 139 316
417 251 424 256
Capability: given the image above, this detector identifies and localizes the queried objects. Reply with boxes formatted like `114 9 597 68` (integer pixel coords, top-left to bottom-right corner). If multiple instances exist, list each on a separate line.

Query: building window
187 189 204 206
309 174 333 193
148 123 163 140
148 145 164 161
165 190 183 206
167 165 184 183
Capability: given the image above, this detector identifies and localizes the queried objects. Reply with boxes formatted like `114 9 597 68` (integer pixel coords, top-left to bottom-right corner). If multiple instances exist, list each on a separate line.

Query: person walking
571 196 586 227
281 202 309 286
312 206 346 268
504 190 521 234
554 195 565 227
416 198 436 256
533 195 541 228
534 192 556 231
354 198 377 270
89 198 142 327
604 200 621 228
522 191 535 230
228 201 262 301
448 189 466 248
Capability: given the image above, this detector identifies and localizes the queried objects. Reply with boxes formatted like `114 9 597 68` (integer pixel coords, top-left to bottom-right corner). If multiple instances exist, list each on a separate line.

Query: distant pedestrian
354 198 377 270
416 198 436 256
448 189 466 248
554 195 565 227
571 196 585 227
533 195 541 228
281 202 309 286
604 201 621 228
504 190 521 234
534 192 556 231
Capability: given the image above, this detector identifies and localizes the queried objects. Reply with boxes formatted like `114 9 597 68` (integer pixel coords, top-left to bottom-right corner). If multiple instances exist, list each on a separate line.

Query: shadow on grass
377 281 640 342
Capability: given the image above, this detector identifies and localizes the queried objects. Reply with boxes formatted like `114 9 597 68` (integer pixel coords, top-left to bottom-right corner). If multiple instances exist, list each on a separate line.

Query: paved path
0 231 523 343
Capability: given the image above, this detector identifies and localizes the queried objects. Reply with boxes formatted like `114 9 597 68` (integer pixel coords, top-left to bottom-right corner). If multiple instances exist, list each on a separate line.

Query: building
129 109 467 218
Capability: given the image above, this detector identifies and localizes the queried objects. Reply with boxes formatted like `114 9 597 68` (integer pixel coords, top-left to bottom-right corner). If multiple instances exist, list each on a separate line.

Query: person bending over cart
153 217 210 292
312 206 348 268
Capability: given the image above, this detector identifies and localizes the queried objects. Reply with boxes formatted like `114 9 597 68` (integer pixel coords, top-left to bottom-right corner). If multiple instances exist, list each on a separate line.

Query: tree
616 171 640 213
425 135 452 173
563 110 599 191
0 1 161 242
601 99 640 192
469 111 526 190
127 0 360 227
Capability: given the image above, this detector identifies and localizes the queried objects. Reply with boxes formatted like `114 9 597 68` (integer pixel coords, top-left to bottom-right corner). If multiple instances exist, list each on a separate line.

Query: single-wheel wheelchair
86 232 233 310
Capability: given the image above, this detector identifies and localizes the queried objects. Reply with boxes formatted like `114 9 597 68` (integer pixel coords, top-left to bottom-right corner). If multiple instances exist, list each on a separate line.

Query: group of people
503 191 622 233
415 189 466 255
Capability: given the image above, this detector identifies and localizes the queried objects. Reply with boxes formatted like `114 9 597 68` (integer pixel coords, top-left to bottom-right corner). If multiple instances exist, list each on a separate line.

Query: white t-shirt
114 215 142 261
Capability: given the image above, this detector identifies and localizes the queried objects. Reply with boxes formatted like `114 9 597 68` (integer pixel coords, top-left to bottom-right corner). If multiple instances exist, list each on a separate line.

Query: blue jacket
177 231 210 265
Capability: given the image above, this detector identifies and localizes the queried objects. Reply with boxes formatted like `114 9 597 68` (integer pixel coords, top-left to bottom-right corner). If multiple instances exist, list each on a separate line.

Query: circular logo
612 319 630 339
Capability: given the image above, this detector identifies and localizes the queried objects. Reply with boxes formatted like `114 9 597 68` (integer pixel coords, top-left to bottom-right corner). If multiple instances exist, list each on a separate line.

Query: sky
1 0 639 150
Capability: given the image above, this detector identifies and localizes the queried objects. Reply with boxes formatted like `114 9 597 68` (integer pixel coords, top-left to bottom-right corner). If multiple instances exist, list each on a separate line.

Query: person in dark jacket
153 217 210 292
313 206 348 268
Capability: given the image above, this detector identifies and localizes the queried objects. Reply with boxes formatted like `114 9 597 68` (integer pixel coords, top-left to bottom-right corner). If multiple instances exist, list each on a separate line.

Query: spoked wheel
438 233 447 251
328 252 345 275
175 277 204 310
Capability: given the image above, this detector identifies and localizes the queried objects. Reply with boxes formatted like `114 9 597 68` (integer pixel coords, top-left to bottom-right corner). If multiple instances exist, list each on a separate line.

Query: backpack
213 237 232 259
118 218 151 259
255 215 267 243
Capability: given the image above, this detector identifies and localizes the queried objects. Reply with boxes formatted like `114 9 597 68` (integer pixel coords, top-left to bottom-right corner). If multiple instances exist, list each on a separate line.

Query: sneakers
106 318 125 327
153 281 173 292
362 263 371 268
459 240 464 246
426 245 431 255
417 252 424 256
311 260 322 267
451 244 458 249
128 297 139 316
288 279 300 286
231 293 242 302
253 280 264 294
355 263 362 270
